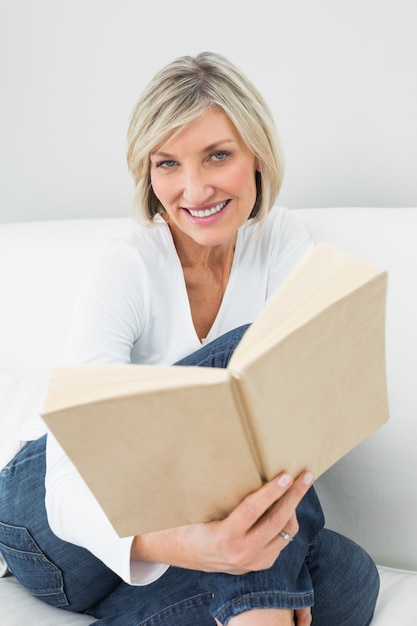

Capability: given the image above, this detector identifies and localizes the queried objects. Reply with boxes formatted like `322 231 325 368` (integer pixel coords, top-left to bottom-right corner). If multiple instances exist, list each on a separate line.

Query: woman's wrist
131 525 201 571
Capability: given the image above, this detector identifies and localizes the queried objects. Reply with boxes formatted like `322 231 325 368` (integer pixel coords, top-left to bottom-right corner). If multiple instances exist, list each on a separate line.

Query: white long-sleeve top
44 206 312 585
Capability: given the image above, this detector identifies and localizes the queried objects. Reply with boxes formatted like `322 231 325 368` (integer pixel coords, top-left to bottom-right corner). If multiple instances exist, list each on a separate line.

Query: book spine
229 370 266 483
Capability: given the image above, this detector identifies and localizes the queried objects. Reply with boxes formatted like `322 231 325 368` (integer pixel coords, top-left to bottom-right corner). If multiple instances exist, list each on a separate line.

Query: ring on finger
279 530 294 542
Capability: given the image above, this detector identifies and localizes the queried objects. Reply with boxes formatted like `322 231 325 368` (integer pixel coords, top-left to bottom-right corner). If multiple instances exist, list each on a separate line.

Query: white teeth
188 200 227 218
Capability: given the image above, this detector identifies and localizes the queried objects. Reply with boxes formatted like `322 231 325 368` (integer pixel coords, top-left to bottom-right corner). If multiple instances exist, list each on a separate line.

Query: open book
42 244 390 537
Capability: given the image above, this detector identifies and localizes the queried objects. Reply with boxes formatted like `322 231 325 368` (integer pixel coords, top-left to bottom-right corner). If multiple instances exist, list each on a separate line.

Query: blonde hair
127 52 284 225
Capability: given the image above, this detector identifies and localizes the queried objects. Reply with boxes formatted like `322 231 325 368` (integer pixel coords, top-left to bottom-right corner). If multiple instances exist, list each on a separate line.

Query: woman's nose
182 168 214 206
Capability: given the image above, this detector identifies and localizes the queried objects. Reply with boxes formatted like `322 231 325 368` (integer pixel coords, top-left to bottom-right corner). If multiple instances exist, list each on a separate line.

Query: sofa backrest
0 207 416 572
0 218 133 371
298 208 417 572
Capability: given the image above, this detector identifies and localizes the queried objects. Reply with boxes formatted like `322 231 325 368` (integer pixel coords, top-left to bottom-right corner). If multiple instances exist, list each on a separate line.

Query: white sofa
1 207 416 625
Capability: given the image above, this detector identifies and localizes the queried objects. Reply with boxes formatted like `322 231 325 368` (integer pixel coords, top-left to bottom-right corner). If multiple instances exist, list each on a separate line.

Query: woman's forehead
151 108 242 155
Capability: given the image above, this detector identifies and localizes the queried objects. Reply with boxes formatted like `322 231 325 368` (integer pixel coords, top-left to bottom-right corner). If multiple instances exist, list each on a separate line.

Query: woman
0 52 379 625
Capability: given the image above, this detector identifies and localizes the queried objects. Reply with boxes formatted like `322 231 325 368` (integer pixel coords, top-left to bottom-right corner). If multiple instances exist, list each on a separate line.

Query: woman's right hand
131 470 314 575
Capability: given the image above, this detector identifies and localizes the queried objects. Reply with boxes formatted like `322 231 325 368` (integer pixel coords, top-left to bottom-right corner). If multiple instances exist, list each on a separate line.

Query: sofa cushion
0 575 95 624
372 567 417 625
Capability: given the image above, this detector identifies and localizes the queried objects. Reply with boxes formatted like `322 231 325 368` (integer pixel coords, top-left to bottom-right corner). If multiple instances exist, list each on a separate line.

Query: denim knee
308 529 380 626
202 567 314 625
176 325 250 368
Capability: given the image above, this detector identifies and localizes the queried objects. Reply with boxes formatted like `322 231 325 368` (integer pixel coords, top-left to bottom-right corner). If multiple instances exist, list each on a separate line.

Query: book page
229 244 382 369
43 367 263 536
231 271 389 481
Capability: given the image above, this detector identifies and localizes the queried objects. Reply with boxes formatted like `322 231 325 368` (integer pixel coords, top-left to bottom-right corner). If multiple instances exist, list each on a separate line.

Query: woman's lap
84 528 379 625
0 435 379 625
81 528 380 625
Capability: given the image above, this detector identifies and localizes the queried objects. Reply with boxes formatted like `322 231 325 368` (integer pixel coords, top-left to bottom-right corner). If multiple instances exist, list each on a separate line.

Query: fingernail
278 473 292 487
303 471 314 486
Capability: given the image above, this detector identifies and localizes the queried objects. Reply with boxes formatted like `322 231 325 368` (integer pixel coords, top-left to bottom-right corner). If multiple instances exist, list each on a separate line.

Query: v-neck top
63 206 312 368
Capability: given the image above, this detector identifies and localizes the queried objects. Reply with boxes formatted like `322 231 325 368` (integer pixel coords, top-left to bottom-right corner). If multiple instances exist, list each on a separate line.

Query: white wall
0 0 416 222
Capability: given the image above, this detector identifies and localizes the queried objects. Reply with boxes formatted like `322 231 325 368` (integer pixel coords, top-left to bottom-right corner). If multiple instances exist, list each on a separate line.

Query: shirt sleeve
266 207 314 298
63 241 147 365
45 241 169 585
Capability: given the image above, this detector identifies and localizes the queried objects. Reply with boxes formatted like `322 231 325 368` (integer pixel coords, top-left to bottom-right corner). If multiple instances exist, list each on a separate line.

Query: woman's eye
209 150 230 162
156 160 177 169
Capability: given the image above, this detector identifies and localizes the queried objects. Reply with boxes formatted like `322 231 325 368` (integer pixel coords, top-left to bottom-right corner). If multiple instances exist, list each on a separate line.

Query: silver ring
279 530 294 542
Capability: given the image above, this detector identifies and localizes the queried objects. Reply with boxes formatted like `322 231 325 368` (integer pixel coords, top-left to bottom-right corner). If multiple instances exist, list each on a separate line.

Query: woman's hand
131 470 314 575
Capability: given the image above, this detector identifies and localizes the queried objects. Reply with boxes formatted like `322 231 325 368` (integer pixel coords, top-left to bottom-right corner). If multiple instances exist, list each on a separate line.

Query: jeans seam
2 447 45 472
135 591 213 625
0 522 68 604
214 590 314 624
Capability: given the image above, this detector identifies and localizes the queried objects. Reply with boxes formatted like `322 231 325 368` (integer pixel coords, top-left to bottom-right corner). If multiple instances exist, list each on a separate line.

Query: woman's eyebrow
151 139 236 158
203 139 236 152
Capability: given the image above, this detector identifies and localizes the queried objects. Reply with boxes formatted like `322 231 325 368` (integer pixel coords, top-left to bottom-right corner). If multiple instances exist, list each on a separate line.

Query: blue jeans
0 326 379 625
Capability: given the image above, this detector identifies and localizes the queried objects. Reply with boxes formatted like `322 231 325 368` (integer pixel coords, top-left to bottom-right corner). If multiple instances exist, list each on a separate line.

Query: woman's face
150 107 258 249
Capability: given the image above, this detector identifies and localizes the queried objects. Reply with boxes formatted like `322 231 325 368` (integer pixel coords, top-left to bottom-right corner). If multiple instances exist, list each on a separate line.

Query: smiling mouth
187 200 229 218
